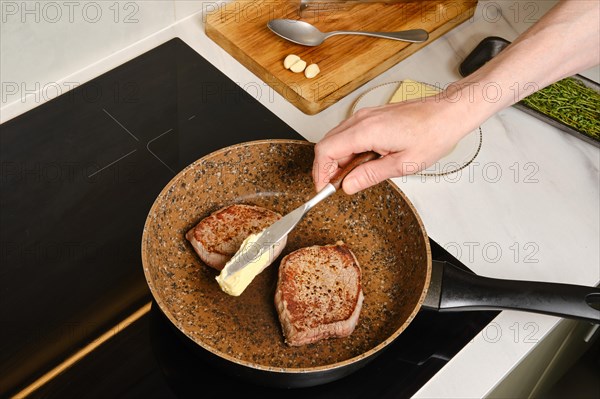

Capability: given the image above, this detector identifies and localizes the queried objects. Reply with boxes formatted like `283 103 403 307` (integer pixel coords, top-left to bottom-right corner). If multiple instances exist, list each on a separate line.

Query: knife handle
328 151 380 191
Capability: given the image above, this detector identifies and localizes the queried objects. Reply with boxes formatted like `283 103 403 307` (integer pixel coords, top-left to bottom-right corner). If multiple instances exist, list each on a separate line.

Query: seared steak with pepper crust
186 204 286 270
275 241 364 346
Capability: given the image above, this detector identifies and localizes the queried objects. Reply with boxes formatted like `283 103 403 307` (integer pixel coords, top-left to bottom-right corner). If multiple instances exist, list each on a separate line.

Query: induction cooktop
0 38 497 398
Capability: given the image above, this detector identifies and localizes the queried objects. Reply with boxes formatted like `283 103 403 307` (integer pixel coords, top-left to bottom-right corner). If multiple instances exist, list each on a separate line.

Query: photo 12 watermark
443 241 541 264
477 321 540 344
401 161 541 184
1 80 140 105
1 1 140 24
478 1 542 25
1 160 140 185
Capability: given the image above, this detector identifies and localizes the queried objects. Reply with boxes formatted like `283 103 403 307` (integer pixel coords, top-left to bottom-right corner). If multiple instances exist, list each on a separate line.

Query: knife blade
215 151 379 296
219 183 336 279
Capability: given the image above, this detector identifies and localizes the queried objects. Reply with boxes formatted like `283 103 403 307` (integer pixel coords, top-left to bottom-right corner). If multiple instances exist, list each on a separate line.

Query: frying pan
141 139 600 388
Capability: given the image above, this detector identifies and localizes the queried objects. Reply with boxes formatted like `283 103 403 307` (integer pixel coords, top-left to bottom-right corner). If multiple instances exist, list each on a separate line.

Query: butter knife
216 151 379 295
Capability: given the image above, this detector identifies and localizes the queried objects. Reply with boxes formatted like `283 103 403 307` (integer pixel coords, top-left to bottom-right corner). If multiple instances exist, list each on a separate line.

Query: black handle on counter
422 260 600 324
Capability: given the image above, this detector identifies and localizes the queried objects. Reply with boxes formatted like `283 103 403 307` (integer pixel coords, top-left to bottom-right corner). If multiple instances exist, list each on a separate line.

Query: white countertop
2 1 599 397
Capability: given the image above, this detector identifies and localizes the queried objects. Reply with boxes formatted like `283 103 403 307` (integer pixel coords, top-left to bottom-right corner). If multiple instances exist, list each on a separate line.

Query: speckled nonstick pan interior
141 139 431 387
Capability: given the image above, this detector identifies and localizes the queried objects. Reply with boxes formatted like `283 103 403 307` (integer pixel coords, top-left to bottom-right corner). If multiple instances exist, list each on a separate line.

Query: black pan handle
422 261 600 324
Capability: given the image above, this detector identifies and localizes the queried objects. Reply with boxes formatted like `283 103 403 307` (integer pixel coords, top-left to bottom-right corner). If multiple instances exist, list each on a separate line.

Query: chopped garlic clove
283 54 301 69
304 63 320 79
290 59 307 73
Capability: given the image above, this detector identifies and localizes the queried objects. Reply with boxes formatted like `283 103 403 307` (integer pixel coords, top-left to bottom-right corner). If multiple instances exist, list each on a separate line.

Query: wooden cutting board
205 0 478 115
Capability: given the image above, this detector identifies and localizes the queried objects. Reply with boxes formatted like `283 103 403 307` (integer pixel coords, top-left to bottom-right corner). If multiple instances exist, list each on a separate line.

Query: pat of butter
389 79 440 103
215 230 274 296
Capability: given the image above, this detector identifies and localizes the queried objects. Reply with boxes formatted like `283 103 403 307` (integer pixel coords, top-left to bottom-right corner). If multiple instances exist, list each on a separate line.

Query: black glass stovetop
0 38 497 398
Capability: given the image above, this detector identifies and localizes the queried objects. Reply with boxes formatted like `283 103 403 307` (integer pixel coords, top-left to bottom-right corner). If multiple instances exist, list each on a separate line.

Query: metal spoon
267 19 429 46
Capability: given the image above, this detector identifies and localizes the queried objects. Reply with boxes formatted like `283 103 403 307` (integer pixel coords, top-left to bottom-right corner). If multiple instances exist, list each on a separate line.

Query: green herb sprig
519 77 600 141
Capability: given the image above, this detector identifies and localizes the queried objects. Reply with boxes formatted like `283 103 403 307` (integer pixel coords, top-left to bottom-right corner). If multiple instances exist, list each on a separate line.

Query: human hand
312 92 479 194
312 0 600 196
